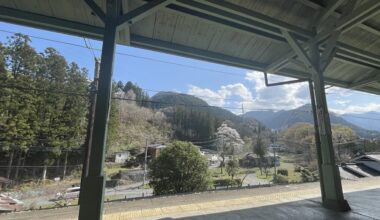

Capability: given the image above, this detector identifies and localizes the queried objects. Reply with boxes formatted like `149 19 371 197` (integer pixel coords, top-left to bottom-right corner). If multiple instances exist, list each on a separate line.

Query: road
18 181 153 208
242 173 269 186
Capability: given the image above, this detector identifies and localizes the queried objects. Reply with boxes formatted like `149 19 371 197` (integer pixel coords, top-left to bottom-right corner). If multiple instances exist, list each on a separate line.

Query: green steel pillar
308 80 326 202
309 43 350 211
78 0 119 219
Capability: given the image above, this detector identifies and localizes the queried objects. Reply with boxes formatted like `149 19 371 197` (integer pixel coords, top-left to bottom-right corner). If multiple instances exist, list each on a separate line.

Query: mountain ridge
243 104 380 138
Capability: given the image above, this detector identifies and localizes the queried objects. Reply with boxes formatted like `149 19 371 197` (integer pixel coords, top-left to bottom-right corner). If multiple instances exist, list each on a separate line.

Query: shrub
294 166 301 172
123 156 139 168
273 174 288 184
226 159 239 179
300 168 318 182
149 141 210 195
277 168 288 176
213 178 241 187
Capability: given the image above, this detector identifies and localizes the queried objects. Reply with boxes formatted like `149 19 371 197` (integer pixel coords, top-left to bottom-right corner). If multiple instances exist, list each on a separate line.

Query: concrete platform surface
1 177 380 220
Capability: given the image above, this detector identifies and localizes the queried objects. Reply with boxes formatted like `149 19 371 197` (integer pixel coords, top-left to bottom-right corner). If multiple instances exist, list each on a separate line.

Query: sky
1 21 380 115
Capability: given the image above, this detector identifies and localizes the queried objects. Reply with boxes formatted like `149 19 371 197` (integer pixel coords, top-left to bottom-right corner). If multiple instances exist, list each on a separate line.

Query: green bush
213 178 241 187
149 141 210 195
273 174 288 184
294 166 301 172
300 168 319 182
277 168 288 176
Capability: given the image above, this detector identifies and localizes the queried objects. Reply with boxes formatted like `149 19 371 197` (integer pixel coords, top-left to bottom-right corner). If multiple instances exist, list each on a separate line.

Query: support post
143 138 148 189
309 42 350 211
79 58 100 205
78 0 119 219
308 80 326 202
282 27 350 211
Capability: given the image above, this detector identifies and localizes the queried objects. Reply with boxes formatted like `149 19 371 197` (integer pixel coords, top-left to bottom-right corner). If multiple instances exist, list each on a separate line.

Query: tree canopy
149 141 210 195
216 123 244 157
0 34 89 179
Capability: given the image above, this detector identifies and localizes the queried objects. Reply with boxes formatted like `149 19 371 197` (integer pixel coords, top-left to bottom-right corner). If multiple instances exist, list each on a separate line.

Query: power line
4 82 380 121
1 29 301 84
0 165 82 168
1 84 90 97
4 82 380 118
0 29 247 78
83 37 97 60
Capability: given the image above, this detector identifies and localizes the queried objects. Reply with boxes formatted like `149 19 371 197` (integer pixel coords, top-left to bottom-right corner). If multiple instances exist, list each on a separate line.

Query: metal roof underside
0 0 379 95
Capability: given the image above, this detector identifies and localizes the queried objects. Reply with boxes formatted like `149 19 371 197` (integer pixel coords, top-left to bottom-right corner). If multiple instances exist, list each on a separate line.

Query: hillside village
1 33 380 212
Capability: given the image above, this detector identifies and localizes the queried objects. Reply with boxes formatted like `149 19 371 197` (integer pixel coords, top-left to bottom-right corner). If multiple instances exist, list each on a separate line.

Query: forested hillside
150 92 261 145
105 85 171 155
0 34 88 179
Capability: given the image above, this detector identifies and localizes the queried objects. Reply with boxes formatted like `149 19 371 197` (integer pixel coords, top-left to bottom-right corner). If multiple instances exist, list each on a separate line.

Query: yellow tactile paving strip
88 178 380 220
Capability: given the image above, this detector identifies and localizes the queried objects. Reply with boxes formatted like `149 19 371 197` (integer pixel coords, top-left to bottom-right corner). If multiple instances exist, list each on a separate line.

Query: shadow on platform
160 188 380 220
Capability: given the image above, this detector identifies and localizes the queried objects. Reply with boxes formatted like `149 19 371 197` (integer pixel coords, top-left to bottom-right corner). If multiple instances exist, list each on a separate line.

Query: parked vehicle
56 186 80 200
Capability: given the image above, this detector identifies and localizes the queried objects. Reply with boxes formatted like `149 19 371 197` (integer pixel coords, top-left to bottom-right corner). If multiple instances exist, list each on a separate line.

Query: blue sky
1 21 380 115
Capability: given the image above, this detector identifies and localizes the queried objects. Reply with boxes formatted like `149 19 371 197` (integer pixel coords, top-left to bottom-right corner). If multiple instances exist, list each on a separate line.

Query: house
200 149 219 165
339 153 380 179
239 152 280 168
147 144 166 159
114 152 130 163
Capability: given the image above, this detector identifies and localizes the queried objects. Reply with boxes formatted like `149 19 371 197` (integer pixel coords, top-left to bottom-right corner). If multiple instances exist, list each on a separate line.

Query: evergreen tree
123 81 150 107
106 82 120 153
1 34 39 178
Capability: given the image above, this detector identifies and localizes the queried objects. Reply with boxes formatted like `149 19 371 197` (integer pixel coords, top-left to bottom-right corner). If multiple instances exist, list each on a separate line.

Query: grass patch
104 165 128 178
209 167 229 180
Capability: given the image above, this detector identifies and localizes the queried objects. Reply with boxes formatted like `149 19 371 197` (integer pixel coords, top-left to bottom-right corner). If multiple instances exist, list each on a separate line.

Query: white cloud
188 71 380 115
188 83 253 111
188 71 310 112
187 85 225 106
330 103 380 115
334 99 351 106
244 71 309 110
326 87 353 97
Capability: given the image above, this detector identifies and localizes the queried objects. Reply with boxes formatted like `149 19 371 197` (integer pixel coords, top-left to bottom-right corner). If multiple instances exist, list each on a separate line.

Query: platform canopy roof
1 0 379 94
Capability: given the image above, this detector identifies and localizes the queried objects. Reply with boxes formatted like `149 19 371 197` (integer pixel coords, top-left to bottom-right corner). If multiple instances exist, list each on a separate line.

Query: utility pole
63 149 69 179
142 138 148 191
241 104 244 123
273 132 277 179
79 58 100 204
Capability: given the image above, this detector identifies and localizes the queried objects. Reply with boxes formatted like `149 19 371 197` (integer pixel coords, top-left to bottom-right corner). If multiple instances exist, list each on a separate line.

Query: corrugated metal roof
0 0 379 95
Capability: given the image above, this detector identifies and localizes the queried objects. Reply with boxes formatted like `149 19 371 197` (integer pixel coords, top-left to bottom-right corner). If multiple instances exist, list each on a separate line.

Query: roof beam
0 6 104 40
338 1 380 33
266 1 380 73
166 4 286 42
130 34 380 95
316 0 345 25
358 23 380 36
319 31 340 72
84 0 106 23
349 70 380 89
192 0 313 38
173 1 285 39
298 0 380 35
281 30 318 74
118 0 174 25
168 1 380 72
